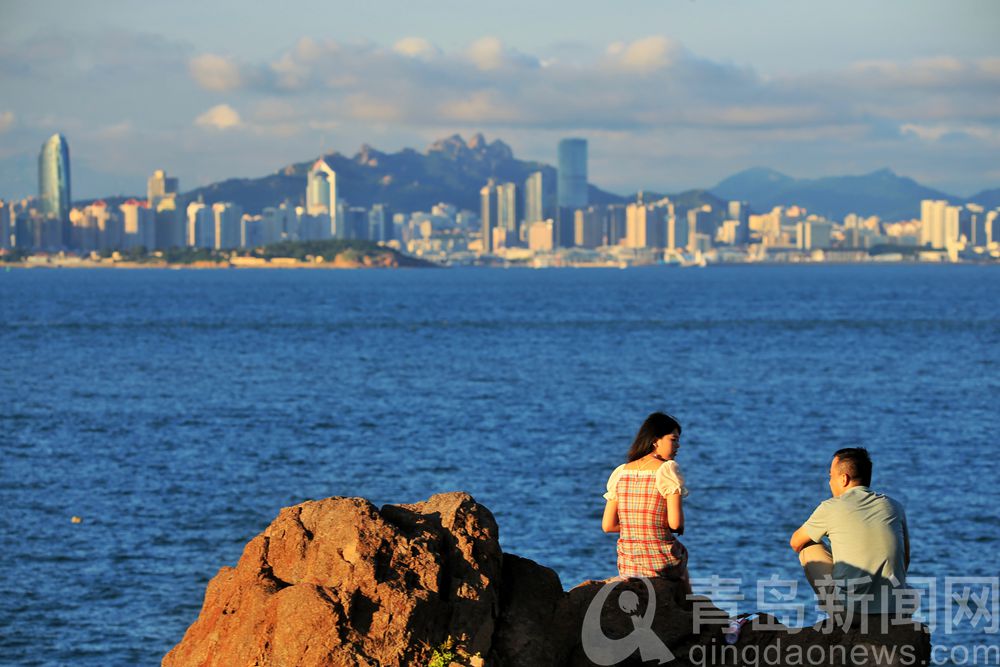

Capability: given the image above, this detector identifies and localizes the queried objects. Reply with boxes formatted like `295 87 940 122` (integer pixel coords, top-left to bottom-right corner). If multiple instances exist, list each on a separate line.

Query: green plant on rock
424 635 483 667
426 635 457 667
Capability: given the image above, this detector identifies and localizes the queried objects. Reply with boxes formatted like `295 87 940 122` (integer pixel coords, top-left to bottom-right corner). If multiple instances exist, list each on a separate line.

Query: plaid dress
614 469 688 578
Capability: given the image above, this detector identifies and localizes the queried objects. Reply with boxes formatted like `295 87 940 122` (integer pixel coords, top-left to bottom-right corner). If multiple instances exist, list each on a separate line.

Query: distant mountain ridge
710 167 970 220
182 133 624 215
62 135 998 221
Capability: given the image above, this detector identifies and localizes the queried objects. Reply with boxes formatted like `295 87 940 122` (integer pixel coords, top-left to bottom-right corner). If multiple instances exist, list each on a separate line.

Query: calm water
1 265 998 665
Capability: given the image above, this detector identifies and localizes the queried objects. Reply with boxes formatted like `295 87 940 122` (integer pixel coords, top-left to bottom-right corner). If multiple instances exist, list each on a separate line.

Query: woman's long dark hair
626 412 682 462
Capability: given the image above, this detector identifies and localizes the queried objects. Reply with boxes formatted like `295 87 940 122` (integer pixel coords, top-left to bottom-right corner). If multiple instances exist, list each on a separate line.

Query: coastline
1 256 439 270
4 258 998 270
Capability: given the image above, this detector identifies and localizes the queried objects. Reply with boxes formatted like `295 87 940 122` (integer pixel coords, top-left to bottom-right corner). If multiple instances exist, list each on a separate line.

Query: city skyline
1 2 998 200
5 124 996 265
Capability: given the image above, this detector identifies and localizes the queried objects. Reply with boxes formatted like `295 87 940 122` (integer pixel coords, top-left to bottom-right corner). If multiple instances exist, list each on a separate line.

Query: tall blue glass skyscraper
557 138 587 209
38 133 71 224
557 138 587 247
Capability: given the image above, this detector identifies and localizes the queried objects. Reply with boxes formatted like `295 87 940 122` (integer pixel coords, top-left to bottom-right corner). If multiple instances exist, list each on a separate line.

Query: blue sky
1 0 998 200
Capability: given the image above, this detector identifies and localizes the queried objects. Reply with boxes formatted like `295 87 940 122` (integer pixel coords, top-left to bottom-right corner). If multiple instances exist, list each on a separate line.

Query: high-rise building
625 203 666 249
797 221 833 250
480 179 499 253
557 138 588 209
153 196 181 249
687 206 714 245
727 200 751 244
667 213 689 251
307 159 337 238
987 209 1000 245
120 199 156 249
557 138 587 248
70 202 119 251
959 203 986 246
943 205 962 247
0 200 10 250
574 208 603 248
369 204 393 243
212 202 243 249
38 133 71 246
605 204 627 246
524 171 554 225
88 201 121 250
148 169 179 208
497 182 520 243
920 199 949 248
186 201 213 248
345 206 368 240
528 220 554 252
147 169 182 249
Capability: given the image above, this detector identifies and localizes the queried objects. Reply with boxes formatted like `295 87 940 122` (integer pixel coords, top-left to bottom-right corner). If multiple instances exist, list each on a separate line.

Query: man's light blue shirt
803 486 909 613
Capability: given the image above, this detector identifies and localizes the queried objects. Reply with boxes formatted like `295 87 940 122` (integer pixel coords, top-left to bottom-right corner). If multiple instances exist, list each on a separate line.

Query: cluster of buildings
3 134 999 266
414 138 1000 265
0 134 401 255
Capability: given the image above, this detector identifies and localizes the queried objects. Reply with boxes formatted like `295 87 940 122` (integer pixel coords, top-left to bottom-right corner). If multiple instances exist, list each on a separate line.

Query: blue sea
1 265 998 665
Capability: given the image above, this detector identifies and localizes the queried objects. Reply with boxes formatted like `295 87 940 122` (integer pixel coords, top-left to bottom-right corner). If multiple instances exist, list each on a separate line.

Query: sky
1 0 999 200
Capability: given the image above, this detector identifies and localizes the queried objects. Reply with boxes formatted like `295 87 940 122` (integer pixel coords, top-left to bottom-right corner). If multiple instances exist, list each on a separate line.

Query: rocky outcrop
164 492 931 667
163 493 502 666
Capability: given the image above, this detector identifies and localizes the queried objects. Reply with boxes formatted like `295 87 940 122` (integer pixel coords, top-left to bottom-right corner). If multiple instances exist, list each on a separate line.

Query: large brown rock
164 492 932 667
163 492 502 667
490 553 566 666
552 577 726 667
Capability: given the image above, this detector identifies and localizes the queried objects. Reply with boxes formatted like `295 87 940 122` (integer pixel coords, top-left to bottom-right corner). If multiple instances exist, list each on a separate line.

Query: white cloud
195 104 242 130
4 28 998 198
607 36 678 73
189 54 242 92
270 52 311 90
394 37 439 60
979 57 1000 77
465 37 536 71
466 37 506 71
294 36 337 62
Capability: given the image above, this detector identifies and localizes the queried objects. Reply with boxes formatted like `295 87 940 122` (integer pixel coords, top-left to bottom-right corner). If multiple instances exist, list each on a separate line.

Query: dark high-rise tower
557 138 587 247
557 138 588 210
38 133 71 244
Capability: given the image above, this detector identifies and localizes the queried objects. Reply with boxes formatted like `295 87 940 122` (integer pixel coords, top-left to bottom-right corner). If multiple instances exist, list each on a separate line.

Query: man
790 448 910 617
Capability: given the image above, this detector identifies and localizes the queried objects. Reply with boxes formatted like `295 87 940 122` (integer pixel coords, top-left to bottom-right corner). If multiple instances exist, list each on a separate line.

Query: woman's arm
602 499 621 533
666 493 684 534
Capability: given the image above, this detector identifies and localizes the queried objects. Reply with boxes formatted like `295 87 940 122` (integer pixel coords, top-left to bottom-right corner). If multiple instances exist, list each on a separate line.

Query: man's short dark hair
833 447 872 486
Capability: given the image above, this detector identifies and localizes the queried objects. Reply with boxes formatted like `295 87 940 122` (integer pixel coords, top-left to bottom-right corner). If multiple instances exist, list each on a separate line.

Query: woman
602 412 690 589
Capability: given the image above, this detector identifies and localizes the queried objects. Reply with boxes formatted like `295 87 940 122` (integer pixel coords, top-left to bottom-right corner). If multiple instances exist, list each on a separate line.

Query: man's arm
789 526 819 553
791 502 829 553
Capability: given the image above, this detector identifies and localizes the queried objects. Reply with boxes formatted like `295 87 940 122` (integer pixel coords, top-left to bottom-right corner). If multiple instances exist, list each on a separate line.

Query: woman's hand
666 493 684 533
602 499 621 533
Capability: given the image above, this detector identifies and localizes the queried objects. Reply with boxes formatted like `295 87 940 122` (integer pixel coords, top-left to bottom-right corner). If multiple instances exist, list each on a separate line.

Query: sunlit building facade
38 133 71 245
307 159 337 238
480 179 499 253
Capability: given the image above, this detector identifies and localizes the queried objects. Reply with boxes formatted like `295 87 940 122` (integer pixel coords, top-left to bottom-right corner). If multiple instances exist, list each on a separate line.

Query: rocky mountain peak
427 133 472 159
466 132 487 150
426 133 512 163
355 143 385 167
485 138 513 162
